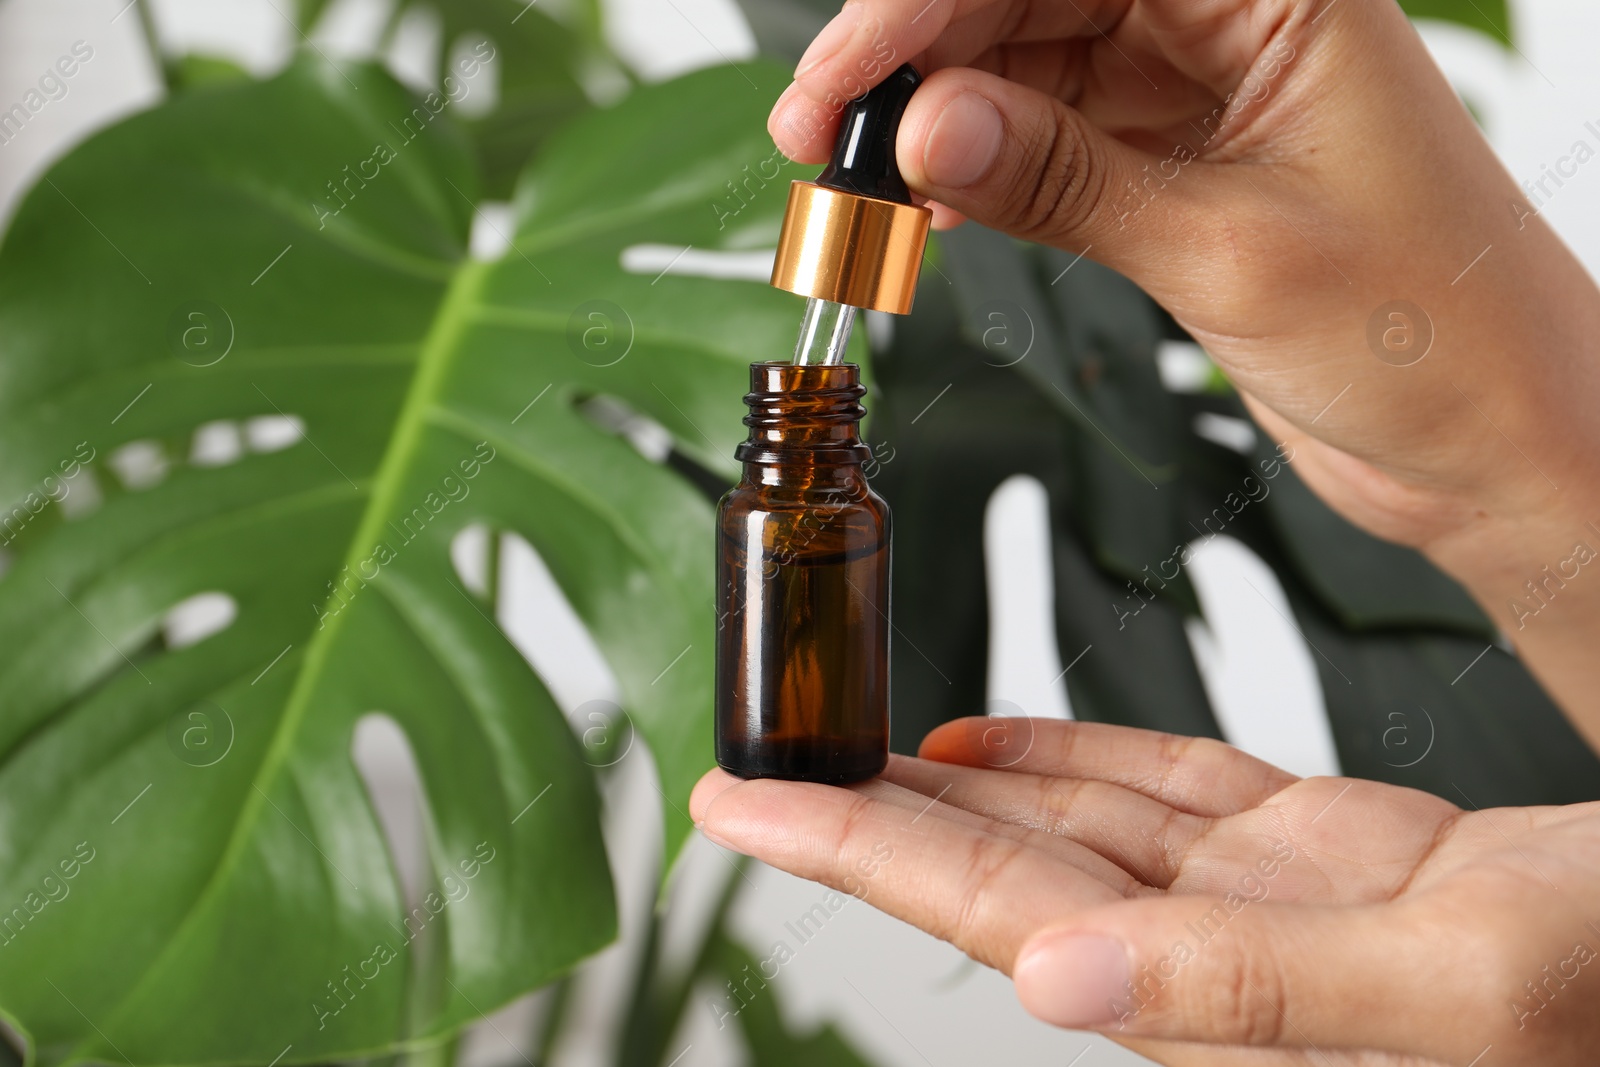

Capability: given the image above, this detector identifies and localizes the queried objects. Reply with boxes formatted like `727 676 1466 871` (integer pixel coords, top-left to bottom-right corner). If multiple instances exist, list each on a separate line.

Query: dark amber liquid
714 362 891 783
716 515 889 781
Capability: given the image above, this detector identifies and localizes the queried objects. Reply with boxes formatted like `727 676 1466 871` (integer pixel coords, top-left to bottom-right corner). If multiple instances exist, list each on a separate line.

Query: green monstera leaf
0 55 802 1066
395 0 617 198
293 0 609 199
1398 0 1513 47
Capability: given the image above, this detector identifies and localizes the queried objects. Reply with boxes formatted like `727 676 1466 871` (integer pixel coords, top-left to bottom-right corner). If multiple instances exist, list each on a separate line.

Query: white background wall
2 1 1597 1065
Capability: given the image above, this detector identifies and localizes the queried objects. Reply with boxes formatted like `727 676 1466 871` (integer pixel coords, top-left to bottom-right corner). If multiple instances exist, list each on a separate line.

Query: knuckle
830 790 877 867
1149 806 1192 886
1036 775 1079 835
1008 111 1105 242
1179 733 1236 774
1148 732 1194 803
1047 718 1085 769
949 834 1027 954
1194 931 1289 1046
1153 733 1238 810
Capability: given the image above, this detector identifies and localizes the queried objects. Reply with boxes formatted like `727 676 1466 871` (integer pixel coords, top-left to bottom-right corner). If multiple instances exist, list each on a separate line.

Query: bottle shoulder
718 480 889 518
717 481 890 557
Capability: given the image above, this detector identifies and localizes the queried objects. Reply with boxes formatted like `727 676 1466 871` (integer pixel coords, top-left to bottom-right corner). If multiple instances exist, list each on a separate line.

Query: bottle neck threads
734 361 870 468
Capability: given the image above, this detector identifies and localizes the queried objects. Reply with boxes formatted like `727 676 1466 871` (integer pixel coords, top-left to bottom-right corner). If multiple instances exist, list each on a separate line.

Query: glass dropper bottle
714 65 931 783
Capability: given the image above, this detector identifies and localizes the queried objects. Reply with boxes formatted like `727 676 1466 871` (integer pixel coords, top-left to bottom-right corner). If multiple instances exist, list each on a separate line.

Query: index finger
691 768 1128 972
772 0 1125 158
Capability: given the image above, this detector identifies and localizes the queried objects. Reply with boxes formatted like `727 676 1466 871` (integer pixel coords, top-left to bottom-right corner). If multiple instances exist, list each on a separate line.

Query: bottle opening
748 359 859 395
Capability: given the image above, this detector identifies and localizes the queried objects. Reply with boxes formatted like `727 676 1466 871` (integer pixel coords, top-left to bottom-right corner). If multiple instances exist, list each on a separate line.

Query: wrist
1413 240 1600 625
1424 489 1600 751
1426 500 1600 630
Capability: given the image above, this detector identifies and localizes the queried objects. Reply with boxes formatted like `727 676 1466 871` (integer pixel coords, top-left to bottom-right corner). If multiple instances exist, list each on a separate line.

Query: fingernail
1013 934 1130 1029
922 91 1004 189
795 2 861 78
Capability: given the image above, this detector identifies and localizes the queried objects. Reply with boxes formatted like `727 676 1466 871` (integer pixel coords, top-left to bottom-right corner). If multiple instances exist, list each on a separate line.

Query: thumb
1010 891 1494 1060
894 67 1208 284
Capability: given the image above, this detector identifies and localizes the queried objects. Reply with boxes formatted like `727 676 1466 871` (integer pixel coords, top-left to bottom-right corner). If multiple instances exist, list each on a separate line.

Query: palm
887 745 1453 1067
1141 782 1600 1066
1159 775 1486 904
692 718 1600 1066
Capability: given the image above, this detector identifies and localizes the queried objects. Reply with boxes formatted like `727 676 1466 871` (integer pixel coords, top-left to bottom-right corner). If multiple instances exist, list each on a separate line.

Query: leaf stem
403 1033 459 1067
614 855 750 1067
532 974 573 1064
483 527 501 614
133 0 179 93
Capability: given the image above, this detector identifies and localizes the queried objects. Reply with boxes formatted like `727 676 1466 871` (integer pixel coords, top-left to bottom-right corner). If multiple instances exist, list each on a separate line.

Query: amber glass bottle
715 361 891 783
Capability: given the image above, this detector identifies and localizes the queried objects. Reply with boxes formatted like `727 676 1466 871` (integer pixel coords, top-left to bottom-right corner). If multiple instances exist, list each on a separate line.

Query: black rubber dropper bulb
782 63 927 366
813 63 922 204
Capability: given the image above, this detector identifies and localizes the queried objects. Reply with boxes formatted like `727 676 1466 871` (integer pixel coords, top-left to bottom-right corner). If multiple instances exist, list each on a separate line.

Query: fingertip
695 776 834 855
769 82 836 164
928 201 967 229
916 718 982 762
907 192 964 229
688 767 743 823
1013 929 1131 1029
896 71 1006 195
925 90 1005 190
766 82 800 146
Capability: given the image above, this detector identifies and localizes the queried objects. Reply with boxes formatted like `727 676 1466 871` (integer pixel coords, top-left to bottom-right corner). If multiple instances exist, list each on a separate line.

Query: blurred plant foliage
0 1 1581 1066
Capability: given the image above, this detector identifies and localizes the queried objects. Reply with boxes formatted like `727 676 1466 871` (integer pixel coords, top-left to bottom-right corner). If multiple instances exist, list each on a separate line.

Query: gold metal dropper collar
769 180 931 316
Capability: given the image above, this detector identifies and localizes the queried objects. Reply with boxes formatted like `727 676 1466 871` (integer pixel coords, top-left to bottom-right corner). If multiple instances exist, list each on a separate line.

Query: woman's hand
691 719 1600 1065
769 0 1600 743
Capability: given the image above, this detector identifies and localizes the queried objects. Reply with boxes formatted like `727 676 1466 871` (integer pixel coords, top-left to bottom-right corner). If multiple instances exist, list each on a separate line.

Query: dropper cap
769 64 932 316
